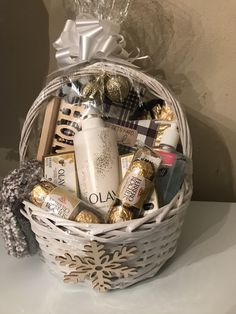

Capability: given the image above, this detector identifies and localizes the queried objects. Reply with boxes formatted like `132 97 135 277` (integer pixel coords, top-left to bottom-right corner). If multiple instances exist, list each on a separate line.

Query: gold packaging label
44 152 78 194
120 153 159 211
42 187 80 219
118 173 153 209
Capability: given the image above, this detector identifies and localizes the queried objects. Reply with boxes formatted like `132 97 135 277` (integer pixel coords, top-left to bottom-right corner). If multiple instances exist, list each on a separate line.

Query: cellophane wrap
64 0 131 23
1 0 193 270
26 0 180 164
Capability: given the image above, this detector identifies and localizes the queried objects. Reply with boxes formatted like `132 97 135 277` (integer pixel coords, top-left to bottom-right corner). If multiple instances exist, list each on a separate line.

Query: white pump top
160 123 179 149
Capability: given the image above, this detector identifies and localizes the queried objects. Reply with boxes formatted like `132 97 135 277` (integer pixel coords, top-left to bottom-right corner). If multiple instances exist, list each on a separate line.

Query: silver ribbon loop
53 18 130 67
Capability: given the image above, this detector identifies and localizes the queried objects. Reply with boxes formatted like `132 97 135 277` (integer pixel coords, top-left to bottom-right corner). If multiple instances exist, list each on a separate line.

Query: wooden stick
37 97 61 161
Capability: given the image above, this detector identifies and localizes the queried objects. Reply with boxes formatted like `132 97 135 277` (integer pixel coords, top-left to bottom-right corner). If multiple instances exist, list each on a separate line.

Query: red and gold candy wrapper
107 147 162 223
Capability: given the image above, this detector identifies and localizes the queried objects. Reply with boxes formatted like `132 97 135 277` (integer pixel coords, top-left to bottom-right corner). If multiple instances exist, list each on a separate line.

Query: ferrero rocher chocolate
31 181 55 207
30 180 103 223
107 147 162 223
119 153 160 214
130 160 155 180
107 204 134 224
75 210 103 224
105 75 130 103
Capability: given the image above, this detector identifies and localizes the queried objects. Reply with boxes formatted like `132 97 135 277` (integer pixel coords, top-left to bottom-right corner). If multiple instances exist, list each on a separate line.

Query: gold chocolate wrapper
130 160 155 180
31 181 55 207
30 180 103 223
107 147 162 223
75 210 103 224
82 80 102 98
107 205 134 224
105 75 130 103
82 75 106 98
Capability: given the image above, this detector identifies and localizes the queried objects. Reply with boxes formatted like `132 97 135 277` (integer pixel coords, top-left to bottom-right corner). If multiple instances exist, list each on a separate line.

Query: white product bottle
74 114 120 214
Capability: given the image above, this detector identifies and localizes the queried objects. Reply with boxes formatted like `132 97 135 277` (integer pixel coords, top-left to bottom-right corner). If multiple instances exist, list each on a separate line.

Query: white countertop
0 201 236 314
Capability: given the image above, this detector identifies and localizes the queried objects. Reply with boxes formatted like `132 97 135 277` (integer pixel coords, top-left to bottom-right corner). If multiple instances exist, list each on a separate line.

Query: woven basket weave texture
20 62 192 290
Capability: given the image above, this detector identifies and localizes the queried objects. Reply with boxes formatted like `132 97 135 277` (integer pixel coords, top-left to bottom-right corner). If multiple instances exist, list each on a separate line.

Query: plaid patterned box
103 87 141 121
105 117 171 154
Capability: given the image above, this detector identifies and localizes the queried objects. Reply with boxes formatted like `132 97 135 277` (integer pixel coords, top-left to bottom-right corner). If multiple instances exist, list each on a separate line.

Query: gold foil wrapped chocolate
82 80 103 99
131 159 155 180
105 75 130 103
75 210 103 224
81 76 105 108
31 181 55 207
31 180 103 223
107 147 162 223
107 204 134 224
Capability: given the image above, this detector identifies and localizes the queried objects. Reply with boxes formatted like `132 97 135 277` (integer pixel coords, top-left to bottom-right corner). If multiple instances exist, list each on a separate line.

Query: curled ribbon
53 19 130 67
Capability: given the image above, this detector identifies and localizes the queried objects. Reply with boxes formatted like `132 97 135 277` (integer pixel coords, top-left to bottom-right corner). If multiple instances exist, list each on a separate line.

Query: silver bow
53 19 130 67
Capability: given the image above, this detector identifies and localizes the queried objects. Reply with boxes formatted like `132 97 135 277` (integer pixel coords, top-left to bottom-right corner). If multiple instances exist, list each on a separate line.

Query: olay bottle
156 123 187 206
74 113 120 214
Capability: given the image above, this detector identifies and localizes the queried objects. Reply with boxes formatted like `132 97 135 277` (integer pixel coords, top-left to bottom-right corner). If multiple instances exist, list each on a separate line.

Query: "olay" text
89 191 116 205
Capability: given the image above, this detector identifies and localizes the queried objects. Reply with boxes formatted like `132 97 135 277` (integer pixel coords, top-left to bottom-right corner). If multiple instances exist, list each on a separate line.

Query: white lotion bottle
74 114 120 214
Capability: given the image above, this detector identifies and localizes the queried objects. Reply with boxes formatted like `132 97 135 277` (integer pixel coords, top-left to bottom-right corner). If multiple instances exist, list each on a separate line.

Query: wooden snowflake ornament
56 241 137 292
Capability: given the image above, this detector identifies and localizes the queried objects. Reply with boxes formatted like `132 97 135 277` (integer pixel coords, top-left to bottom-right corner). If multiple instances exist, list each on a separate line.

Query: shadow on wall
187 89 235 201
175 72 235 201
123 0 235 201
0 0 49 172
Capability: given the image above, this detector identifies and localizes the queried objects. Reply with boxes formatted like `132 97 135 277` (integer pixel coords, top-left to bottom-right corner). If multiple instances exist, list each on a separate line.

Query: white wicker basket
20 62 192 292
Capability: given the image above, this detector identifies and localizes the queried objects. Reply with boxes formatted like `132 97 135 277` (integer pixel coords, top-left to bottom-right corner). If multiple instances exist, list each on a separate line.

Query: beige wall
158 0 236 201
0 0 235 201
0 0 49 175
